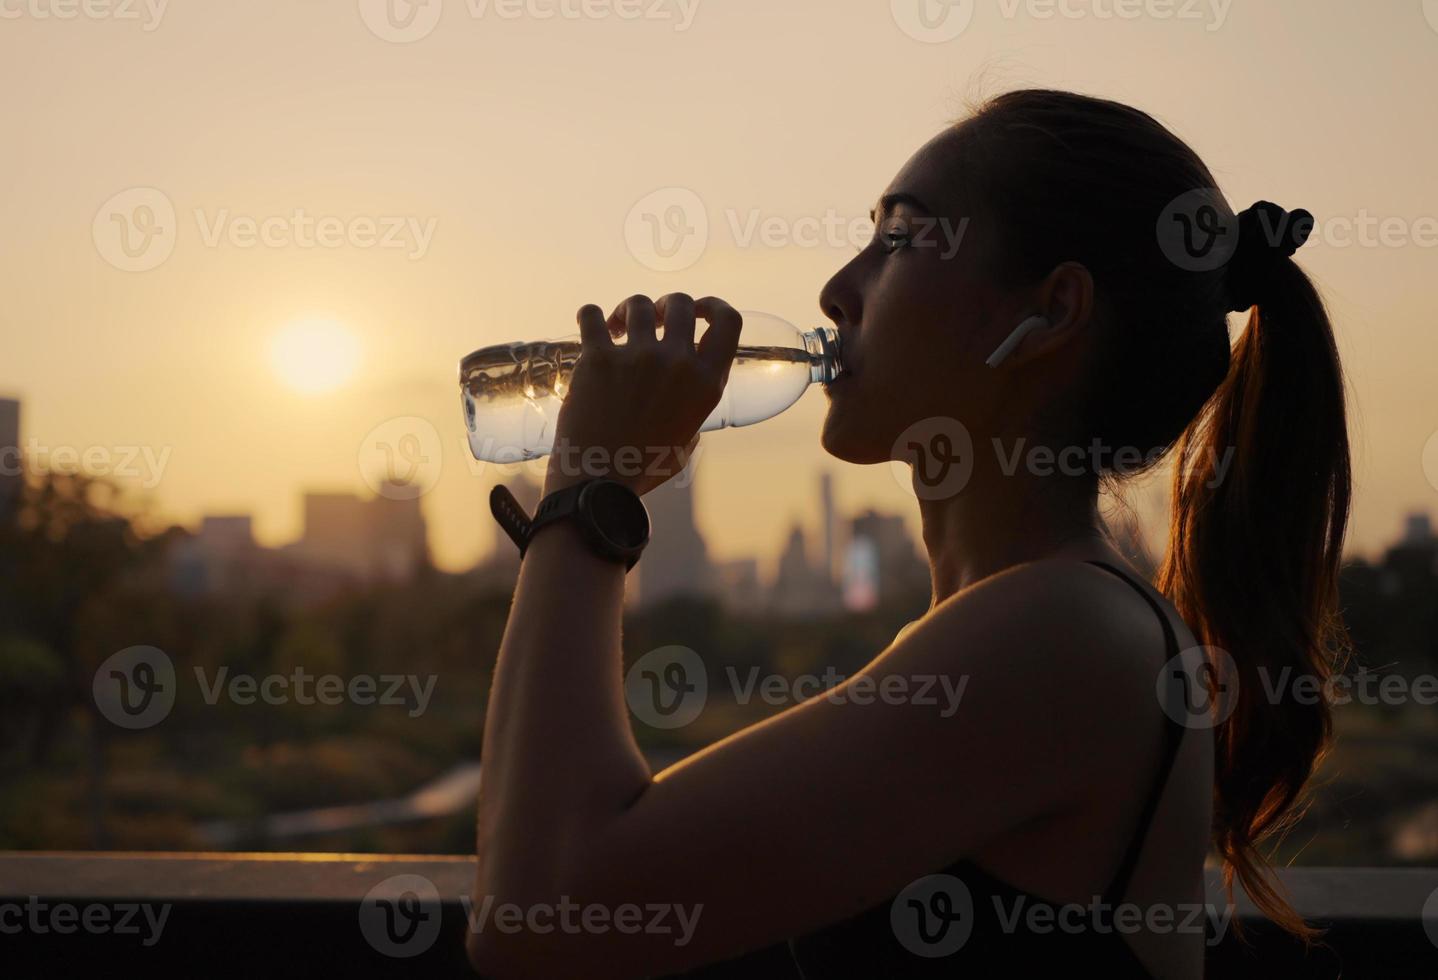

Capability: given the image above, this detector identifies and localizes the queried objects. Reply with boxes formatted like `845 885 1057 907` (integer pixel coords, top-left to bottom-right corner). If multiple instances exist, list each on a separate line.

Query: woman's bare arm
470 505 1164 980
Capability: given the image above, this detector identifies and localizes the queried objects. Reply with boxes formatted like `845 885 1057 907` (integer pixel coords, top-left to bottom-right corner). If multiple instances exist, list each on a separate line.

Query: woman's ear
994 262 1096 369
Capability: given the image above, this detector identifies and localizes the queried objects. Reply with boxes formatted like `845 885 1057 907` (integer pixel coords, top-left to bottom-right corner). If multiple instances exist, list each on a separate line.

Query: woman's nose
819 262 861 329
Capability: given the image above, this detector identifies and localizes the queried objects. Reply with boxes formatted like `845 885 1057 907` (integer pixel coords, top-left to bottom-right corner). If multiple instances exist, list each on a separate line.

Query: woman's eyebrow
870 192 934 222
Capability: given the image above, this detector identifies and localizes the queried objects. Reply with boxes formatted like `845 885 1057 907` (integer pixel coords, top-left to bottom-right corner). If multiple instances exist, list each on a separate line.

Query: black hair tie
1225 200 1314 312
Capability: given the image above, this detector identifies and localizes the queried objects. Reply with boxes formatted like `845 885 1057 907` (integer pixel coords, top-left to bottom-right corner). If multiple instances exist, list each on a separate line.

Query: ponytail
1158 258 1352 942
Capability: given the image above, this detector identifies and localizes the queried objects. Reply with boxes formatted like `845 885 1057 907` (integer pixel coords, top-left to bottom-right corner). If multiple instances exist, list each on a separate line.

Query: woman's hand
544 293 743 497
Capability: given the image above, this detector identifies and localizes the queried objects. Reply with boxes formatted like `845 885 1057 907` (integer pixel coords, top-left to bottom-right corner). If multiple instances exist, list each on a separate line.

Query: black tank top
784 560 1192 979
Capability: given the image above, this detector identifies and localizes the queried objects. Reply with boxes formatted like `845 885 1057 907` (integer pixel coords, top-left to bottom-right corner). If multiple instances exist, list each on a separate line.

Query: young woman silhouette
467 89 1350 979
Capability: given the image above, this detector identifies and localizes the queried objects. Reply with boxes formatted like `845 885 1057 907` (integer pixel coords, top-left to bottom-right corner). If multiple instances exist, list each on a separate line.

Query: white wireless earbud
984 314 1050 368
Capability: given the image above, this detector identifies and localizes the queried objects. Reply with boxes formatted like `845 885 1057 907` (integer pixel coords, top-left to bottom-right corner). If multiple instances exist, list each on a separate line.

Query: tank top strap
1081 559 1191 910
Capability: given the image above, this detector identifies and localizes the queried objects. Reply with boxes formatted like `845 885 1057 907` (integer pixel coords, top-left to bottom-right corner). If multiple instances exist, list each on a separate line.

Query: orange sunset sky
3 0 1437 573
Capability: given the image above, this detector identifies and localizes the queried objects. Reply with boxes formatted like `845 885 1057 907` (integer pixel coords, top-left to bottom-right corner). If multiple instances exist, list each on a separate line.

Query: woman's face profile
817 125 1019 467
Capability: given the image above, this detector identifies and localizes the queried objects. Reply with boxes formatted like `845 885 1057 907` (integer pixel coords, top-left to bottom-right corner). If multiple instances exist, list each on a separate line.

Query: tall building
1402 512 1434 548
169 515 260 595
845 510 929 610
0 398 19 515
819 471 838 587
1382 511 1438 596
770 523 842 617
634 462 713 607
284 488 429 582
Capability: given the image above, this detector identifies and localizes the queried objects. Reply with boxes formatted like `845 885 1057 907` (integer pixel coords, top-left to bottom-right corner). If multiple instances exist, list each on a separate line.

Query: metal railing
2 852 1436 979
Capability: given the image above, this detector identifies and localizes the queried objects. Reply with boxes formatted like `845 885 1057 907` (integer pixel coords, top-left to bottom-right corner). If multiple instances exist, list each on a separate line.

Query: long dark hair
953 89 1351 942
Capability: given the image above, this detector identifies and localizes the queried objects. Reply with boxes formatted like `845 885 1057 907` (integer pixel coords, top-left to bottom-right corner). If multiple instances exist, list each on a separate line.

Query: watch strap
489 484 534 554
527 481 587 551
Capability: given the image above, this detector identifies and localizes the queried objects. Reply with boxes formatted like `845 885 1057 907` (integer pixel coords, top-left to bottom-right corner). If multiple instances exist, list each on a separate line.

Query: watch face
582 481 650 551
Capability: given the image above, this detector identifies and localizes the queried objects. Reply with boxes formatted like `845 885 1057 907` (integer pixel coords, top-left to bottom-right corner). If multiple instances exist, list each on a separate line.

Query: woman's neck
918 469 1107 606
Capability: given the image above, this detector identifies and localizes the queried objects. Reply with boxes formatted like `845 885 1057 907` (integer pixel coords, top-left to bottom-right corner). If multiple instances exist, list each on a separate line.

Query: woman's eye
881 230 912 252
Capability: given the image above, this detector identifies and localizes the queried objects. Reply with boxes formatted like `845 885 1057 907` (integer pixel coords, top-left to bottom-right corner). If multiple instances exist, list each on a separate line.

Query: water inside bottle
461 339 814 463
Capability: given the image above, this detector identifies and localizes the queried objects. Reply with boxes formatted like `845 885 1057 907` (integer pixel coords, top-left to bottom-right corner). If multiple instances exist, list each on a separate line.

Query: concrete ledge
1 853 1435 978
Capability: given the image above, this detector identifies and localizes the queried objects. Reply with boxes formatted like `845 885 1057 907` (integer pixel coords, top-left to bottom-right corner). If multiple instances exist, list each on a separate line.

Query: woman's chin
820 409 892 465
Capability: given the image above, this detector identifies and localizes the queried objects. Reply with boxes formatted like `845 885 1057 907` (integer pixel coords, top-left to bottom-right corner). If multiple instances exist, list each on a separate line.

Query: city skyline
4 390 1433 593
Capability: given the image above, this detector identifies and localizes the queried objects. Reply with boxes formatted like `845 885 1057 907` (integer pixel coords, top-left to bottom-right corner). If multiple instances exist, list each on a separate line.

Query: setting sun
269 316 362 395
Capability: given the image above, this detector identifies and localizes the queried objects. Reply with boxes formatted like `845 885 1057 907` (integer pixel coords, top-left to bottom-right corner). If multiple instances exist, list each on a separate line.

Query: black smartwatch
490 479 650 570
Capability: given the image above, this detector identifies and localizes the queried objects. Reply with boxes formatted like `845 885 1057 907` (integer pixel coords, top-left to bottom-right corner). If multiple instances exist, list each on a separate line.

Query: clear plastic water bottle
460 311 843 463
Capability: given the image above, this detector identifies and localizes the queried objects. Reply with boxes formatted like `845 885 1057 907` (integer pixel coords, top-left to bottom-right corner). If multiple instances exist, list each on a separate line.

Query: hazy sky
3 0 1436 573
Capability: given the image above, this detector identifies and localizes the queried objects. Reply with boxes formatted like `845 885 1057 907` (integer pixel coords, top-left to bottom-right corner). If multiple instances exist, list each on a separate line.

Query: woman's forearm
477 518 653 888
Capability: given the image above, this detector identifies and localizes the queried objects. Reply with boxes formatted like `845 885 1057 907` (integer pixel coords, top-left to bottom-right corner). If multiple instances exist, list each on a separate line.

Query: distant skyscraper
819 471 837 587
771 522 843 617
634 462 713 607
0 398 19 515
170 515 259 595
369 481 431 581
1403 512 1434 547
1384 511 1438 594
846 510 929 609
295 492 374 575
198 515 256 554
286 488 429 582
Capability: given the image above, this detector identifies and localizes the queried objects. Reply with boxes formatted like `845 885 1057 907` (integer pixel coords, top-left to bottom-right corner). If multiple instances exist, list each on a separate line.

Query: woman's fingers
694 296 743 377
608 294 657 344
576 303 613 349
655 292 696 349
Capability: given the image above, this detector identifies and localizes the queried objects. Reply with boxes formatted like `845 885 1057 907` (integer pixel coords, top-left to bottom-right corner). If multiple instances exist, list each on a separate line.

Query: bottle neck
803 326 843 384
